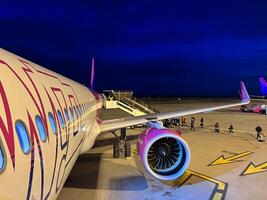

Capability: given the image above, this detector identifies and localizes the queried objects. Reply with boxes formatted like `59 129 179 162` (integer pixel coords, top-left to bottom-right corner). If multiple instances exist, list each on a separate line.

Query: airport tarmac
58 98 267 200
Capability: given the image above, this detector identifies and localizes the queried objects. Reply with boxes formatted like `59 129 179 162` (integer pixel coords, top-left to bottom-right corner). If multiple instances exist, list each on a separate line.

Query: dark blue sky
1 1 267 96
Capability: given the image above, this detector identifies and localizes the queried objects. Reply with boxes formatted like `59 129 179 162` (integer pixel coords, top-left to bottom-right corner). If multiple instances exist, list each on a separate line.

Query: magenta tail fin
240 81 250 103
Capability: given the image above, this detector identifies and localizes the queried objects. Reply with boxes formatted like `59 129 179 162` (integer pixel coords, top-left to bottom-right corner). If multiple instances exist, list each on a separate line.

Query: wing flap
100 81 250 133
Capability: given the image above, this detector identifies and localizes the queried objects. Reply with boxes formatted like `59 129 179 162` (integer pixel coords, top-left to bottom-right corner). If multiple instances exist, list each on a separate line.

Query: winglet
90 57 95 89
240 81 250 103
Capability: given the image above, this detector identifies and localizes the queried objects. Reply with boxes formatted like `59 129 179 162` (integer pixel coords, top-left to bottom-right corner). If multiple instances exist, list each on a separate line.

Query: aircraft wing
100 81 250 133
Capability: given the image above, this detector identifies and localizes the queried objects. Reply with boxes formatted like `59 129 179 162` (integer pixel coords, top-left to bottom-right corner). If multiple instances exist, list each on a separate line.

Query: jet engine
137 128 190 181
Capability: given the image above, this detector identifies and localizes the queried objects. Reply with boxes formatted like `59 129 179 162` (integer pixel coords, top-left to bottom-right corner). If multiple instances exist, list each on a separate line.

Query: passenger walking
181 117 187 127
163 119 171 128
190 117 195 131
228 124 234 134
255 125 262 140
200 118 204 128
177 118 180 128
214 122 220 134
255 125 265 142
171 118 180 128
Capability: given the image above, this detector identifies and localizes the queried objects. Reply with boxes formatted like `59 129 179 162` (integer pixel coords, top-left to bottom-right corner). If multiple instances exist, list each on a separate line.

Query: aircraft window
48 112 57 134
69 107 74 122
15 120 31 154
64 108 70 123
35 116 47 142
0 142 5 172
57 110 65 128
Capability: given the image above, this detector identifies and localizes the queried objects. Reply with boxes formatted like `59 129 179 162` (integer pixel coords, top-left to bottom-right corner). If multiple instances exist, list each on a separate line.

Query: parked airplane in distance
240 104 266 114
251 77 267 99
259 77 267 97
0 49 250 200
245 77 267 114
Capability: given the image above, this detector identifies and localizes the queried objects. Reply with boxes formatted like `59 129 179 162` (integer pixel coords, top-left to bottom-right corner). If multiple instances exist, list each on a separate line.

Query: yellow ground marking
172 169 228 200
188 170 225 190
131 149 137 154
208 151 253 166
240 161 267 176
213 193 223 200
172 169 226 190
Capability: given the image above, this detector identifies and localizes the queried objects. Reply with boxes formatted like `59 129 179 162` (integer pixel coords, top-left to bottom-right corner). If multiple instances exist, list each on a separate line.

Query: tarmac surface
58 98 267 200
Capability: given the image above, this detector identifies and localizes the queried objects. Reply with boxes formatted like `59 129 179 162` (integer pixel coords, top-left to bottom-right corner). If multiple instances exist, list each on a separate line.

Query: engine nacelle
137 128 191 181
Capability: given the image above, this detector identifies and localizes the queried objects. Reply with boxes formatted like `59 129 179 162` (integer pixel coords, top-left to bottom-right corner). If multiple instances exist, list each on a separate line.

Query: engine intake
137 128 190 181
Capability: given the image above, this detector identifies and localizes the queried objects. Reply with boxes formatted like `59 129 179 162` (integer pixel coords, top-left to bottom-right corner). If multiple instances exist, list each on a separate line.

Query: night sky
1 1 267 96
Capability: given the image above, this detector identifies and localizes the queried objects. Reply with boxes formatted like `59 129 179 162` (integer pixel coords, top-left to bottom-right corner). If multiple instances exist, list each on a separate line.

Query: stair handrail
129 96 160 113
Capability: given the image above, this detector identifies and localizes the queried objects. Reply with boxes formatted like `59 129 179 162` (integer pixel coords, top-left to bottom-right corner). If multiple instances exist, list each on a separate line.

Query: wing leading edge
100 81 250 133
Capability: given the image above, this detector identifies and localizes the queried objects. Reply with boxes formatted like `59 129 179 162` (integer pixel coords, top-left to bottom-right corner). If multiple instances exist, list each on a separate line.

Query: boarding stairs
103 90 159 116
